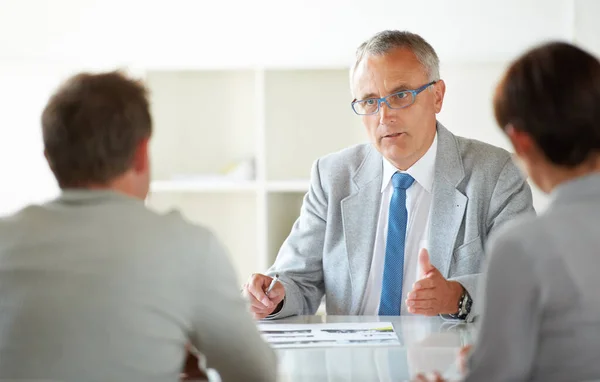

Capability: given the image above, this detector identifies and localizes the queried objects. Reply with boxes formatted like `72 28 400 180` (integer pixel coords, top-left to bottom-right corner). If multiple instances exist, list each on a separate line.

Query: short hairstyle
42 71 152 188
494 42 600 167
352 30 440 83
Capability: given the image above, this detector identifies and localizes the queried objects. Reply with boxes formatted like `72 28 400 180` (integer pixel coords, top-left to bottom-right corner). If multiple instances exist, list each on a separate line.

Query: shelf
150 179 258 193
266 180 310 193
150 179 312 193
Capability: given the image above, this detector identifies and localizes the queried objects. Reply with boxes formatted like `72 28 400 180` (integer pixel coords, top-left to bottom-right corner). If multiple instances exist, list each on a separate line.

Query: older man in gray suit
243 30 534 322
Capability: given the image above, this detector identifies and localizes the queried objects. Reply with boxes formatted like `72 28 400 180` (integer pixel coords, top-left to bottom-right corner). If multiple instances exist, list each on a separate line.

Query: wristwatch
450 289 472 320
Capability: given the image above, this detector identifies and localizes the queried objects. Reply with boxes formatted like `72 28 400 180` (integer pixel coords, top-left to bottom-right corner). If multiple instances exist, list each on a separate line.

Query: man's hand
180 346 207 381
242 273 286 319
406 249 464 316
459 344 473 375
413 371 446 382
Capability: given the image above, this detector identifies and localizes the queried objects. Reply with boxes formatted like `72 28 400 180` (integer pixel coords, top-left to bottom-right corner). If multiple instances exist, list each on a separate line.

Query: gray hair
351 30 440 85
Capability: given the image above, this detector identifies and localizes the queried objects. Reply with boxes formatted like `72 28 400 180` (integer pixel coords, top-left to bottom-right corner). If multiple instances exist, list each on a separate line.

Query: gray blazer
268 123 534 321
466 174 600 382
0 190 276 382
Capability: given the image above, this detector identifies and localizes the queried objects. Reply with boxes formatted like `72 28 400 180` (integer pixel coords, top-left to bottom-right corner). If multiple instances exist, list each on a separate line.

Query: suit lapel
341 123 466 311
429 123 467 277
341 146 382 314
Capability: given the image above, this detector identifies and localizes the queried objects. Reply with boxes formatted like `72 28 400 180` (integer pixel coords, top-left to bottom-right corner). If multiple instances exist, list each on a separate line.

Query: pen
265 274 279 296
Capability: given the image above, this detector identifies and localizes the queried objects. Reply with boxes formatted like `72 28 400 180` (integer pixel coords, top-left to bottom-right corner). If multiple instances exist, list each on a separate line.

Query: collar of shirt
381 132 438 193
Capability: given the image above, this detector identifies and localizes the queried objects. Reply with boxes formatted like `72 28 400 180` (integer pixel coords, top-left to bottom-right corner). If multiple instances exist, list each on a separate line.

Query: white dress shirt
360 133 438 315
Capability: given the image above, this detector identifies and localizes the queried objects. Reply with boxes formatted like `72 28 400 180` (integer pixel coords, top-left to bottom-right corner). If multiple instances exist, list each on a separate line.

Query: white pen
265 274 279 296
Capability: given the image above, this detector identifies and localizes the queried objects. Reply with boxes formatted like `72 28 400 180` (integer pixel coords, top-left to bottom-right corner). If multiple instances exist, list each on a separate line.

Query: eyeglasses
351 81 438 115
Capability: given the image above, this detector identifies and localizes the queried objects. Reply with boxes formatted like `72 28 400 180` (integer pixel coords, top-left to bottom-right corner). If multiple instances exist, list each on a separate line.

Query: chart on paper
257 322 401 349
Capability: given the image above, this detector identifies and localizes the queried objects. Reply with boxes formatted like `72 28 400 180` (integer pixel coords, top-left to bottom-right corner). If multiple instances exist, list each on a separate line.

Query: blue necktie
379 172 414 316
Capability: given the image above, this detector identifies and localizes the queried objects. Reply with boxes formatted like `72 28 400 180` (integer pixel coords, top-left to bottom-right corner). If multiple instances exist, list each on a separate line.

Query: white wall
574 0 600 56
0 0 597 214
0 62 65 215
0 0 574 68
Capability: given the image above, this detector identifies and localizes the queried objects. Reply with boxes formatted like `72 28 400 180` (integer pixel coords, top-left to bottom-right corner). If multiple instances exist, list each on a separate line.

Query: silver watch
450 290 472 319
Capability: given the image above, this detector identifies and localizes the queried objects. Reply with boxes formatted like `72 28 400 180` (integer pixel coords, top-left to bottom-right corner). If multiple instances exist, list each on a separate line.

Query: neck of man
391 130 436 171
75 172 147 200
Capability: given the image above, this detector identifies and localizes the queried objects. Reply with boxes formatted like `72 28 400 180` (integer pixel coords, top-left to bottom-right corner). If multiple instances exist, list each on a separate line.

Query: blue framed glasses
351 80 438 115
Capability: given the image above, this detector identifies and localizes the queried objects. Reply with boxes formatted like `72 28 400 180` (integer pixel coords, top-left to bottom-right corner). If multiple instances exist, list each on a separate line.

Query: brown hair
42 71 152 188
494 42 600 166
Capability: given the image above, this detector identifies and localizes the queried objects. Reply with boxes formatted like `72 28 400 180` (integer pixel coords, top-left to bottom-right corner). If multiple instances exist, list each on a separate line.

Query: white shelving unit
144 67 366 283
265 180 311 193
150 180 259 193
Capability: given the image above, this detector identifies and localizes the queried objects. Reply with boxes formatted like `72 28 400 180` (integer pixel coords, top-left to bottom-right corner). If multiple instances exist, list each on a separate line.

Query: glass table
261 315 477 382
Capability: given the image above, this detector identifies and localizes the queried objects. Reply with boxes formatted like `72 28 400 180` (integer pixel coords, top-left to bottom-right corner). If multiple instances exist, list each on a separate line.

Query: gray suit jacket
0 190 276 382
268 123 534 321
466 174 600 382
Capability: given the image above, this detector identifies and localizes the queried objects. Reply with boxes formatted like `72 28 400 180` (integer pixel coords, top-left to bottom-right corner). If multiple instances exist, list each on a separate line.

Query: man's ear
505 124 533 159
132 138 150 174
433 79 446 114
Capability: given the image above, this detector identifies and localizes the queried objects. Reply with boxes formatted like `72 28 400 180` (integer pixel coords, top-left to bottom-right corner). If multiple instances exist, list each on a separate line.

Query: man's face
352 48 445 170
